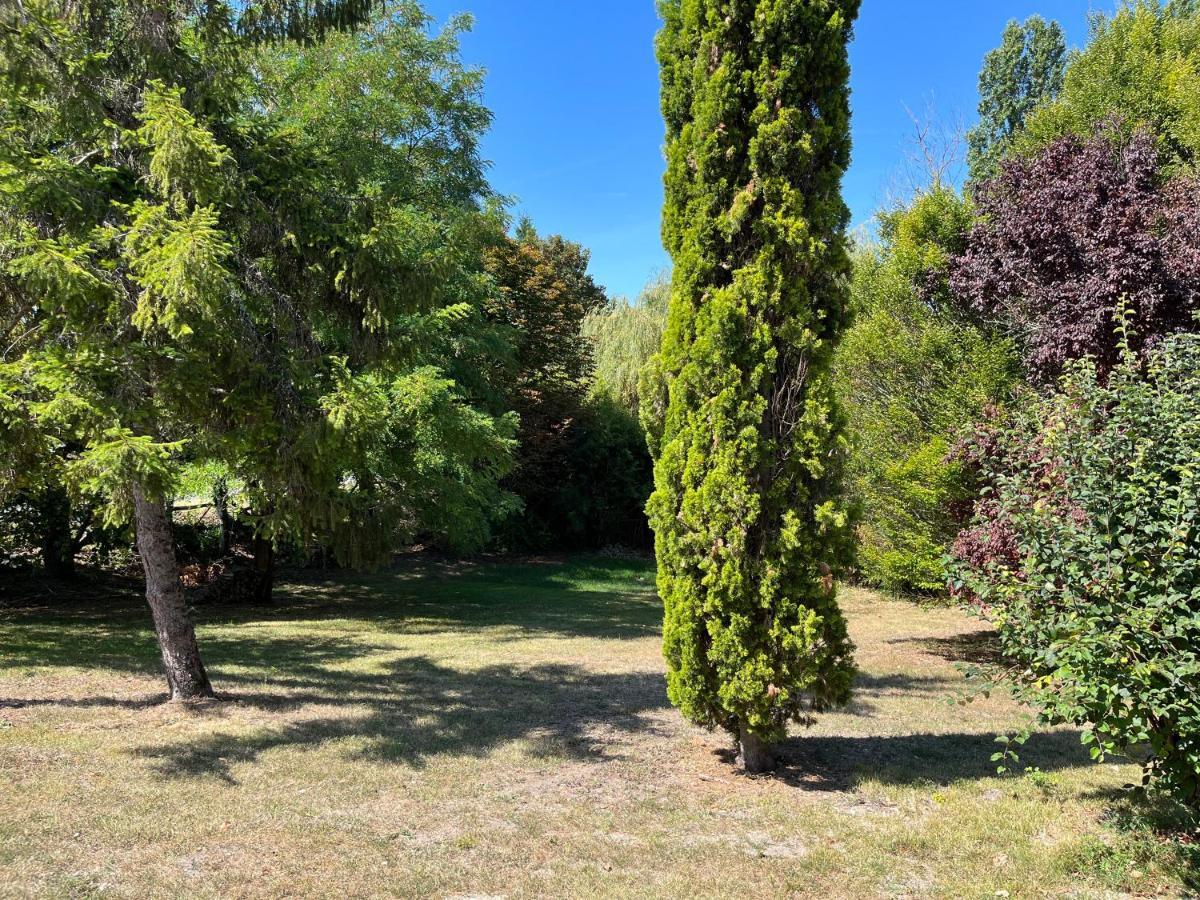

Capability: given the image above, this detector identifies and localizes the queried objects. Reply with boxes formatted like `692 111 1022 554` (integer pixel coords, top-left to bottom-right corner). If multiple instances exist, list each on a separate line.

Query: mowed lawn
0 558 1196 899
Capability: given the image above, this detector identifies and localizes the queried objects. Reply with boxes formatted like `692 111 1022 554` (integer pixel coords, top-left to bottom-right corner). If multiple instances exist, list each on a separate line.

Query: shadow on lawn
0 557 662 659
769 728 1094 792
3 557 1102 796
890 629 1003 666
132 646 1093 791
706 728 1094 793
133 655 672 784
0 557 662 682
266 558 662 641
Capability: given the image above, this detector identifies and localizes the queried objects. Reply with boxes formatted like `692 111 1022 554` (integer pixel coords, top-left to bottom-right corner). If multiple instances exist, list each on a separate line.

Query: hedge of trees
836 0 1200 807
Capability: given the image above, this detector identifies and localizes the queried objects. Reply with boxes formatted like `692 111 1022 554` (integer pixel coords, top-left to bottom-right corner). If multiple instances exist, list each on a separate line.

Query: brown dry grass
0 557 1195 898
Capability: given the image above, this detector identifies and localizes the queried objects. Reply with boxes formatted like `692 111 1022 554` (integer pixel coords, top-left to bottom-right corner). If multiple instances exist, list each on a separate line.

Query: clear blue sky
421 1 1102 300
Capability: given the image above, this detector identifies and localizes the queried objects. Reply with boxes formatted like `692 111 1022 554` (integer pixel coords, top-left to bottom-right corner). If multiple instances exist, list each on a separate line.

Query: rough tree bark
133 483 215 701
738 724 777 775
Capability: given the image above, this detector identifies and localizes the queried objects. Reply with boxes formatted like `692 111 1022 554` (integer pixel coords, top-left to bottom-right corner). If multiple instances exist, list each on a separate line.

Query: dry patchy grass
0 557 1196 898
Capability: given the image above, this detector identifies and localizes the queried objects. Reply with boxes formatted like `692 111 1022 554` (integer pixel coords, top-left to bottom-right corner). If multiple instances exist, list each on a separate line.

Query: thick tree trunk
738 724 777 775
247 532 275 605
133 484 214 701
38 485 76 578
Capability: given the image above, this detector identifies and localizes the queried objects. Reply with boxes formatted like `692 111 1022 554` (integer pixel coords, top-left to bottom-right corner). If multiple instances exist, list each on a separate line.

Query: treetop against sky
420 0 1095 300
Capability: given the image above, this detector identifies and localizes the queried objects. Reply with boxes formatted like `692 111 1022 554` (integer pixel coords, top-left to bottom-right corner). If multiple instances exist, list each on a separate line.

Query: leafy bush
952 125 1200 384
491 394 652 551
836 187 1017 594
951 327 1200 807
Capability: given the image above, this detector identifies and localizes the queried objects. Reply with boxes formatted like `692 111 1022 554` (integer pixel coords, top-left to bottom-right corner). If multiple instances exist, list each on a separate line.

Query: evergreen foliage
649 0 859 763
967 16 1066 184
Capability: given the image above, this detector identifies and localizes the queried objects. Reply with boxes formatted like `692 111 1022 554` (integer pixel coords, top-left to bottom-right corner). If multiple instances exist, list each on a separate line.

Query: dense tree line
835 0 1200 807
0 0 653 695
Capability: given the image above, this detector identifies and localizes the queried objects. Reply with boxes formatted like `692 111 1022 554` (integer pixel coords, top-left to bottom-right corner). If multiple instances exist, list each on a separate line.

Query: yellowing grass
0 558 1195 898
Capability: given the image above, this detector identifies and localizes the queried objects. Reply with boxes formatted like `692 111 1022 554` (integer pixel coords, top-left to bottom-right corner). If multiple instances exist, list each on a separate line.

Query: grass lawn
0 556 1196 898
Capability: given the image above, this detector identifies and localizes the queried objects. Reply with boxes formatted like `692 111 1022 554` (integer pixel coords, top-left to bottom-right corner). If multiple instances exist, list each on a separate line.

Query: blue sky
421 1 1102 300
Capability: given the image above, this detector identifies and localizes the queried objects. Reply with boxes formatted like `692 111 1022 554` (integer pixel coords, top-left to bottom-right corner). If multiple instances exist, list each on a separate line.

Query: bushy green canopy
0 0 516 561
1020 0 1200 169
952 328 1200 807
836 188 1017 594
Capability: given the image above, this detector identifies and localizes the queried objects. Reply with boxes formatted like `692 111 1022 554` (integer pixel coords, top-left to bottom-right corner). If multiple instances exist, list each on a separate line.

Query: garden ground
0 557 1196 898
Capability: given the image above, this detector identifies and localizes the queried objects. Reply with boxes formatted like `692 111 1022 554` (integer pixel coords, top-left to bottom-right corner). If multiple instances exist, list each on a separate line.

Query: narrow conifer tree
648 0 860 772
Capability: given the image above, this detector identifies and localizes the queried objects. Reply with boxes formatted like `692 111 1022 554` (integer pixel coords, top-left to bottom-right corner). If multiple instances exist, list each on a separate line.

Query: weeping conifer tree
1 0 516 700
648 0 860 772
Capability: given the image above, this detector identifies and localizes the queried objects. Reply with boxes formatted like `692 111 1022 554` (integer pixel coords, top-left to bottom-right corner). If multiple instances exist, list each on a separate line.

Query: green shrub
836 188 1018 594
492 395 653 552
951 327 1200 808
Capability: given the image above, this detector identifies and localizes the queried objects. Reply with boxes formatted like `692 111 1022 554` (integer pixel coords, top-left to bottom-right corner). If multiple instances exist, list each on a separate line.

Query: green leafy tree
1020 0 1200 169
649 0 859 772
249 2 518 565
835 187 1018 594
966 16 1066 184
0 0 515 699
582 272 669 416
483 222 609 549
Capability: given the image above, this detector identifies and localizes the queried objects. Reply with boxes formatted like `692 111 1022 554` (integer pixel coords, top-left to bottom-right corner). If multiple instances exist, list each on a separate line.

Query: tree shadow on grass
889 629 1003 666
0 557 663 687
713 728 1095 793
129 632 1094 795
132 654 672 784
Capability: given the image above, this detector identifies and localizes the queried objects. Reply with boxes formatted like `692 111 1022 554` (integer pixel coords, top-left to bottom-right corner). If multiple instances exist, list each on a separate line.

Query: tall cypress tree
648 0 859 773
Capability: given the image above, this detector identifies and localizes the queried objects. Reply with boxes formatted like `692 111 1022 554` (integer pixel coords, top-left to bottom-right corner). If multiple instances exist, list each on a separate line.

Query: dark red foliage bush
951 124 1200 383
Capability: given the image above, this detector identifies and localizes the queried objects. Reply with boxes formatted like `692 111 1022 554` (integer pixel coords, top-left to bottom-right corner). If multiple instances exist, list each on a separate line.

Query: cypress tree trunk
133 483 214 701
650 0 860 769
738 725 777 775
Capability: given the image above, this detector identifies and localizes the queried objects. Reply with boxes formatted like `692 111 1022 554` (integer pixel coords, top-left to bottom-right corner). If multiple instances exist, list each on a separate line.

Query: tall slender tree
966 16 1066 184
648 0 859 773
